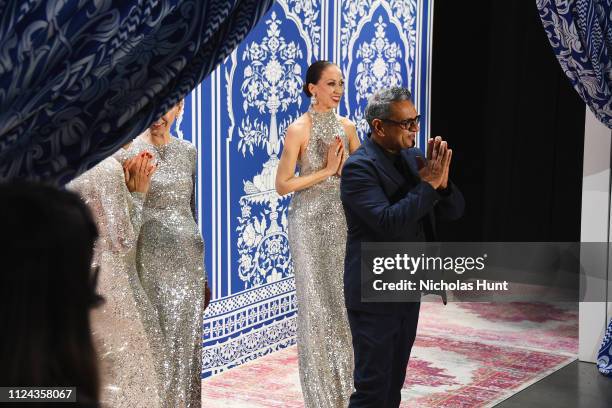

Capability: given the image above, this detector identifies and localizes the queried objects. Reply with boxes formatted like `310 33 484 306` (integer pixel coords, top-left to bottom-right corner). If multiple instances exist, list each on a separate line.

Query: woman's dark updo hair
303 60 335 97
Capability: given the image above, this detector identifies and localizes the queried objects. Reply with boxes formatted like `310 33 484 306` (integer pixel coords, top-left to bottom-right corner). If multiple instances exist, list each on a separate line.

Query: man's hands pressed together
417 136 452 190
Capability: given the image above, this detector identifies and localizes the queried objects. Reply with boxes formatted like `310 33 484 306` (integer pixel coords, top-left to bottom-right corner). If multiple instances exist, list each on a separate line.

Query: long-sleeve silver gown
68 156 165 408
124 136 206 408
287 107 355 407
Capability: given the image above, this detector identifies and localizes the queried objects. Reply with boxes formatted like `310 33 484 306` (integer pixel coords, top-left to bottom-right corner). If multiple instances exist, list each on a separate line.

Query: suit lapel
401 149 423 182
363 137 405 187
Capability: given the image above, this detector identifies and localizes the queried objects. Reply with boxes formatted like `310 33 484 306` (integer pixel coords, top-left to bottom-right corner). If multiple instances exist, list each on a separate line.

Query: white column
579 108 612 362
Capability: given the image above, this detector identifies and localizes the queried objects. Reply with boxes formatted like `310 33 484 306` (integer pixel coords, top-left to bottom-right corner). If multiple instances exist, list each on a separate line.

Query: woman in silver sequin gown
68 149 165 407
275 61 361 407
124 101 207 408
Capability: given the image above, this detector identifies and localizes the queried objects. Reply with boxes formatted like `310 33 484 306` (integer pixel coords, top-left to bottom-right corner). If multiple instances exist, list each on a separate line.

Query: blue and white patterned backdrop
176 0 433 378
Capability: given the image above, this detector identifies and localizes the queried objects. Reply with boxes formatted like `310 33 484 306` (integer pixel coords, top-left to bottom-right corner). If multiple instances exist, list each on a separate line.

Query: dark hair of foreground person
0 182 101 407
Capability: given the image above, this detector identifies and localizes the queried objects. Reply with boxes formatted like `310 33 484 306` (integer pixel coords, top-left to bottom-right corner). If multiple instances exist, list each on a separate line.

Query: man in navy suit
340 87 464 407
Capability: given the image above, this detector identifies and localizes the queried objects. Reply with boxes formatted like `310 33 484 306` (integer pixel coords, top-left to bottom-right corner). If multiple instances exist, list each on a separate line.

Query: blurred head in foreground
0 182 101 407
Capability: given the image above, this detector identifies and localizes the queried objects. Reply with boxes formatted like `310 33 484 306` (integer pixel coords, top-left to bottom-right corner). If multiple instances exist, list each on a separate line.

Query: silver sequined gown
125 136 205 408
287 108 354 408
68 156 165 408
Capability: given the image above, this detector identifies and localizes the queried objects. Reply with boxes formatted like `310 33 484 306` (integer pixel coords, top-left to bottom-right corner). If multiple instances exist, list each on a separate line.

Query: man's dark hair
365 87 413 128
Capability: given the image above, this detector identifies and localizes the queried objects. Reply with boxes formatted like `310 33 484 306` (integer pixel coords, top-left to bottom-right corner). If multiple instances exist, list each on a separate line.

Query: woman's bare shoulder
338 115 357 129
285 113 311 140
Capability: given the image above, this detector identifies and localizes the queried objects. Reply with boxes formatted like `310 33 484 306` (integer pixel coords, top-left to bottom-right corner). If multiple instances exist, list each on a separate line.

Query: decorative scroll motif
354 16 403 102
287 0 322 57
236 12 303 288
340 1 418 139
340 0 417 61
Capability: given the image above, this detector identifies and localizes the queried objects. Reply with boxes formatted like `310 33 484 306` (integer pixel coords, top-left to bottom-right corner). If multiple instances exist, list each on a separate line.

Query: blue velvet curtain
537 0 612 129
0 0 273 184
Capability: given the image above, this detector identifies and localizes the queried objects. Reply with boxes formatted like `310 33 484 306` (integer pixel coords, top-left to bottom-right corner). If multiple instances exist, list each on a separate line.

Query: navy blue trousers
347 303 421 408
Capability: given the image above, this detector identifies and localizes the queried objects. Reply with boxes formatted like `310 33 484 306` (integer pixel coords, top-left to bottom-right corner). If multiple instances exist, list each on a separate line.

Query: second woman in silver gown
124 101 207 408
68 149 165 407
275 61 361 407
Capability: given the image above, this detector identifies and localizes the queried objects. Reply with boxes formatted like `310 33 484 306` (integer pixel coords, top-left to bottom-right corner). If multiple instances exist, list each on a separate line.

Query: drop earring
311 94 318 106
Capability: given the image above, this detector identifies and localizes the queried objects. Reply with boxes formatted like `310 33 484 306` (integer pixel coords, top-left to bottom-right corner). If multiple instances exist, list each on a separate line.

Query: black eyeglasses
381 115 420 131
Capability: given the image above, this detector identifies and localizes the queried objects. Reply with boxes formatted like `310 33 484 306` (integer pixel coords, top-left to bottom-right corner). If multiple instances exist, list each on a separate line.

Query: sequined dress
68 156 165 408
287 108 354 407
125 136 205 408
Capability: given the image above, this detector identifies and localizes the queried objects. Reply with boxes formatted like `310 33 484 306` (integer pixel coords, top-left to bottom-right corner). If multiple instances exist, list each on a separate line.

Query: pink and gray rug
202 302 577 407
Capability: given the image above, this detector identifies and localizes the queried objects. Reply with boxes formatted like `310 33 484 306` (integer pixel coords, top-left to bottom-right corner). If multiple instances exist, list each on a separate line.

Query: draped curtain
599 322 612 376
536 0 612 129
0 0 273 184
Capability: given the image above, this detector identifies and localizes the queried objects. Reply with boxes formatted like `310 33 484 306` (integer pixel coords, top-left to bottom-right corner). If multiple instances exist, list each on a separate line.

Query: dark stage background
431 1 586 242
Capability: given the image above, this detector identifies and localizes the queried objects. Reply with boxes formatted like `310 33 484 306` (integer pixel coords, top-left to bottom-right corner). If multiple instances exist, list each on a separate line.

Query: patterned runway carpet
202 302 578 407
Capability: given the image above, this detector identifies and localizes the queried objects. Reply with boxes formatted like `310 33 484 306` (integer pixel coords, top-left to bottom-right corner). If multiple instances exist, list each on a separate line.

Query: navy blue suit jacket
340 136 465 313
